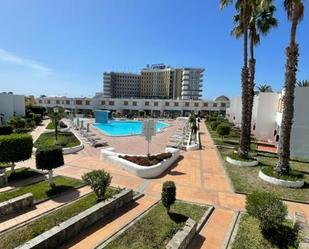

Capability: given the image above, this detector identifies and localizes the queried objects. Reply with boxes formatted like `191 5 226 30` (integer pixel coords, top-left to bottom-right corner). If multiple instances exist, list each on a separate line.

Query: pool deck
83 119 184 155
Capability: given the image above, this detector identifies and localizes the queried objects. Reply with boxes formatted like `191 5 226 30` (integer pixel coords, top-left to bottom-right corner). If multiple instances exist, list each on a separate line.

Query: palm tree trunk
238 0 251 158
276 18 299 174
248 35 256 149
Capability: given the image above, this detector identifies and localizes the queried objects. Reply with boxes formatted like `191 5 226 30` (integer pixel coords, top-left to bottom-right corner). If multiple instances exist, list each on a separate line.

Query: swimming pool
94 120 170 136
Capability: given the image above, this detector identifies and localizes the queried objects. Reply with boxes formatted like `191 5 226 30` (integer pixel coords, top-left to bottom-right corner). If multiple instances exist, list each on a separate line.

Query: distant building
25 95 36 106
103 64 204 100
0 92 25 123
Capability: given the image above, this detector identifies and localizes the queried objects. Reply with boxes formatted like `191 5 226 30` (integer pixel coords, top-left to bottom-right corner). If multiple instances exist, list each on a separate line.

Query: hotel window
174 102 179 107
165 102 169 106
76 100 82 105
221 103 226 107
56 100 60 104
101 101 105 105
154 102 158 106
204 103 208 107
47 100 50 104
66 100 70 105
194 103 199 107
109 101 114 106
185 102 190 107
86 100 90 105
124 101 128 106
213 103 218 107
39 100 42 104
133 101 137 106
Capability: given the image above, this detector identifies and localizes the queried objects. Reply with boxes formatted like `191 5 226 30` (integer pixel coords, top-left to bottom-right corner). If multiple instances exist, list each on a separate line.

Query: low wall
0 173 8 187
17 189 133 249
259 170 304 188
226 156 259 167
0 193 34 217
294 212 309 249
100 147 180 178
166 218 197 249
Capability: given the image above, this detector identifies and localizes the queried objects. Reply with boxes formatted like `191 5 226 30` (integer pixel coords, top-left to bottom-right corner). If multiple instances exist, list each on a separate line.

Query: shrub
59 121 68 128
207 117 217 122
161 181 176 213
216 123 231 138
27 105 46 117
0 125 13 135
210 121 221 131
7 117 27 131
33 114 42 125
82 170 112 202
246 191 287 233
36 146 64 187
0 134 33 171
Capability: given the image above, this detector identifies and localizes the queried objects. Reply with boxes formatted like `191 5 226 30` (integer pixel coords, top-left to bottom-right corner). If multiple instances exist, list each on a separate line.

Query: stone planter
259 170 304 188
226 156 259 167
0 193 34 217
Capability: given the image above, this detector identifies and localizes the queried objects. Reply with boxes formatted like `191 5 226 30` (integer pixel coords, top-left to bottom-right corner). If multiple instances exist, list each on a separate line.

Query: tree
82 170 112 202
48 107 64 141
35 146 64 187
297 79 309 87
246 191 287 233
275 0 304 175
161 181 176 213
7 117 26 132
231 1 277 154
0 134 33 172
216 123 231 139
257 83 273 92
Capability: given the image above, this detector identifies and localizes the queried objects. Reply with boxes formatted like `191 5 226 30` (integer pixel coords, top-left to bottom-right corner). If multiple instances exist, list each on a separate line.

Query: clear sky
0 0 308 100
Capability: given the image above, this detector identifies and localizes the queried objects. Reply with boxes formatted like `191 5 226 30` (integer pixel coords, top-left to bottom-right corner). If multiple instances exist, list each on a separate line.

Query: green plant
216 123 231 139
33 114 42 125
82 170 112 202
210 121 221 131
7 117 27 132
161 181 176 213
0 125 13 135
246 191 288 233
0 134 33 171
35 146 64 187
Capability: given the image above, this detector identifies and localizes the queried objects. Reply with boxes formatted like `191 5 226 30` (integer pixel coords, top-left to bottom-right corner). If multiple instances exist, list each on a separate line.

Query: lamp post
53 107 59 141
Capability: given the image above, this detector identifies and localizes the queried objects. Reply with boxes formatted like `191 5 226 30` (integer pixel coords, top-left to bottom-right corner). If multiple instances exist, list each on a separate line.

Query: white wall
0 93 25 121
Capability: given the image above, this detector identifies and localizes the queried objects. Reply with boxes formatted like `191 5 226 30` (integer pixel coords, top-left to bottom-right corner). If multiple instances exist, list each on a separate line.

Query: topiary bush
0 134 33 171
0 125 13 135
246 191 288 233
82 170 112 202
216 123 231 139
36 146 64 187
210 121 221 131
33 114 42 125
161 181 176 213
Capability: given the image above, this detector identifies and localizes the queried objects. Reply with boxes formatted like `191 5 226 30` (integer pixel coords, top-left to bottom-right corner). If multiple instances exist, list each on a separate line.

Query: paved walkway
61 195 158 249
0 186 91 233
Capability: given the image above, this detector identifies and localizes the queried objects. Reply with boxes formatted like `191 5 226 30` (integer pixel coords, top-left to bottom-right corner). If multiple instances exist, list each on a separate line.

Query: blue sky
0 0 308 100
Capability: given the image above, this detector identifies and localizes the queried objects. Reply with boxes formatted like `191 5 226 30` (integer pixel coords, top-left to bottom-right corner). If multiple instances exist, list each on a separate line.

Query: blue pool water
94 120 169 136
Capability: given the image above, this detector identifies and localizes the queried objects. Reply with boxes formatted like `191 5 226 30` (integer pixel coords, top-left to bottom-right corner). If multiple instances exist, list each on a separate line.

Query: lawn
46 121 55 129
0 162 10 168
5 167 45 182
0 176 83 203
232 214 298 249
0 188 121 249
34 131 80 149
105 201 208 249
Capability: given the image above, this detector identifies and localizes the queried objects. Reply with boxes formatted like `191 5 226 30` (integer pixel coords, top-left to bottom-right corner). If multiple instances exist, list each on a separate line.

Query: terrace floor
14 120 309 249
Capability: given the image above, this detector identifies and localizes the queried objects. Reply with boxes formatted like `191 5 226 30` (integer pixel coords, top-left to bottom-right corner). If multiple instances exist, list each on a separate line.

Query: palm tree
257 83 273 92
232 2 277 148
275 0 304 175
221 0 252 158
297 80 309 87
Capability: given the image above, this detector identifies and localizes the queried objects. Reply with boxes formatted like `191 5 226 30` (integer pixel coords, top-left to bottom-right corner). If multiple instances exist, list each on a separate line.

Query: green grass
0 162 10 168
105 201 208 249
0 188 121 249
261 166 304 181
232 214 299 249
0 176 83 203
34 132 80 149
5 167 45 182
228 152 256 162
46 121 55 130
220 146 309 203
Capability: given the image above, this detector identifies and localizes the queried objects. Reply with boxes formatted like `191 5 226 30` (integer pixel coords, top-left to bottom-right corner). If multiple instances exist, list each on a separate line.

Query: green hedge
0 134 33 164
36 146 64 170
210 121 221 130
216 123 231 137
0 126 13 135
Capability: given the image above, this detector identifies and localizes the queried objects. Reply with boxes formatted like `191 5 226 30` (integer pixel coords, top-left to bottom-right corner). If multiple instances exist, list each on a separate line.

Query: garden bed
119 152 172 166
5 167 45 182
231 214 299 249
226 153 259 167
0 187 121 249
0 176 83 203
34 131 80 149
104 201 208 249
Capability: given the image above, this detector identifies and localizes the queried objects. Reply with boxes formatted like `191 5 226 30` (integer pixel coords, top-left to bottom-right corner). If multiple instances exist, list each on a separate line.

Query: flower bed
226 153 259 167
119 152 172 166
101 147 180 178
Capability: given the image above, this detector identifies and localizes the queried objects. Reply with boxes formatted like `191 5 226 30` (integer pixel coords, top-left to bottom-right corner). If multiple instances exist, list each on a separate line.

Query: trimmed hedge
216 123 231 137
161 181 176 212
36 146 64 170
210 121 221 131
0 126 13 135
0 134 33 164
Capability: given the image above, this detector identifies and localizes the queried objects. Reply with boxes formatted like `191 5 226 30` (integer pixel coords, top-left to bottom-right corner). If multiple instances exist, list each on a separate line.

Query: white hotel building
0 92 25 123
